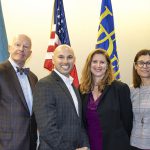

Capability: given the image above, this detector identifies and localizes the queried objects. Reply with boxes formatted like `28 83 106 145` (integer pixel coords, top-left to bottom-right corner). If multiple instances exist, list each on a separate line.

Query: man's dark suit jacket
0 60 38 150
80 80 133 150
33 71 89 150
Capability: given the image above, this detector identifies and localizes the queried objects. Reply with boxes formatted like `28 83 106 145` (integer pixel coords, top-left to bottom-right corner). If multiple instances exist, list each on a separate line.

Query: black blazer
80 80 133 150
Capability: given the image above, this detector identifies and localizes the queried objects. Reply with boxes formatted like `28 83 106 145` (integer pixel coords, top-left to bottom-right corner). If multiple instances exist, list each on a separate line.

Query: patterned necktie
16 67 30 75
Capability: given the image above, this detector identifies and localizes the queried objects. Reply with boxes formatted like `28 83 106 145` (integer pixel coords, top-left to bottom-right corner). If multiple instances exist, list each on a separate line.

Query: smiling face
9 34 32 67
52 45 75 77
135 54 150 79
90 53 108 80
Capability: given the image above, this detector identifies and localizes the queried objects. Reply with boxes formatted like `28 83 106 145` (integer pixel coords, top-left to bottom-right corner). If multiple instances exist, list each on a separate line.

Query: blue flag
96 0 120 80
0 1 9 63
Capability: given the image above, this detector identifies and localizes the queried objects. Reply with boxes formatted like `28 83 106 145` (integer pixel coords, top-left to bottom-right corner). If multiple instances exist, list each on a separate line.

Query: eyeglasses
135 61 150 68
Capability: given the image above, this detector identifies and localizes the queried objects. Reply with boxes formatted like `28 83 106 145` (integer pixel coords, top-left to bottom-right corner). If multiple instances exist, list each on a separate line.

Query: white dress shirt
54 69 79 116
9 57 33 115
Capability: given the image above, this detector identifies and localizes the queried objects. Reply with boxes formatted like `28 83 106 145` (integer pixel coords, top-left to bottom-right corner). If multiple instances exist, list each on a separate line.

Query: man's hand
76 147 89 150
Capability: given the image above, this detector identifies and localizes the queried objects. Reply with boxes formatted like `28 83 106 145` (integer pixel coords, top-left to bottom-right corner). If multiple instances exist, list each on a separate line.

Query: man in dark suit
33 44 89 150
0 34 38 150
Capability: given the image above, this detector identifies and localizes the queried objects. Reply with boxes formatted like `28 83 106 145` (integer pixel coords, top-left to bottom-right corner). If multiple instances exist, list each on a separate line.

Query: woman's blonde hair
80 48 114 94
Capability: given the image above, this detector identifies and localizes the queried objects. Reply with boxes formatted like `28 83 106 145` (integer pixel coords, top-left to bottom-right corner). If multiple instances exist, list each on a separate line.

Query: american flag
44 0 79 87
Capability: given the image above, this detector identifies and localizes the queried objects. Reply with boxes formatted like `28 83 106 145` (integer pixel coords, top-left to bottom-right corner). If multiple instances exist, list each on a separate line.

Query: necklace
139 88 143 126
138 86 150 127
92 88 102 101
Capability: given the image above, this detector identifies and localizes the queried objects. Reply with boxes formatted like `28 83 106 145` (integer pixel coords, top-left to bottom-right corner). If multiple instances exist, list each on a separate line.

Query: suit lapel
27 73 34 93
55 74 73 101
72 85 82 118
6 61 30 113
52 71 80 117
83 84 112 114
98 84 111 105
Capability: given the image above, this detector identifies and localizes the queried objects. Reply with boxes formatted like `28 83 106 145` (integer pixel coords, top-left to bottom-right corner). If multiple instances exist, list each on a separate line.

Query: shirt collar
54 69 73 85
8 57 20 72
8 57 27 74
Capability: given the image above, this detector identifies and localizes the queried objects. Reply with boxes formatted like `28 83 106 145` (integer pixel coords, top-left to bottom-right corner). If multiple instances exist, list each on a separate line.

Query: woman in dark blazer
79 49 133 150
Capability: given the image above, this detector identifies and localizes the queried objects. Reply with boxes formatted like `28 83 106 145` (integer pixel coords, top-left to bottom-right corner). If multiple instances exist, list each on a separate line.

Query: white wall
1 0 150 85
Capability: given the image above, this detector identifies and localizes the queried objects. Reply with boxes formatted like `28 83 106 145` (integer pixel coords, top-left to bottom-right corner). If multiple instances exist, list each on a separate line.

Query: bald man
33 45 89 150
0 34 38 150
